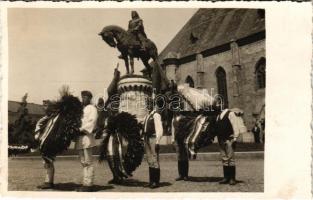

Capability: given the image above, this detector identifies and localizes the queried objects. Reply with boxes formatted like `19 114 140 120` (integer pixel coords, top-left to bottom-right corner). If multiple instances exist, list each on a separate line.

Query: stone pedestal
118 75 152 123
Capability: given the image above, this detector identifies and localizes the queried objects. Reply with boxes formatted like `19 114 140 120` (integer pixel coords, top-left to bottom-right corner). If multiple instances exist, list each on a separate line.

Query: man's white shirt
80 104 98 134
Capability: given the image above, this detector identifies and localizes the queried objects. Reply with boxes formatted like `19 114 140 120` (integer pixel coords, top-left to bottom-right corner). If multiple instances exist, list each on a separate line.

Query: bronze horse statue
99 25 158 77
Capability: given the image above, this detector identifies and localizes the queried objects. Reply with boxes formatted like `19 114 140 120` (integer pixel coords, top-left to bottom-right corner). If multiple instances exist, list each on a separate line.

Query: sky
8 8 197 104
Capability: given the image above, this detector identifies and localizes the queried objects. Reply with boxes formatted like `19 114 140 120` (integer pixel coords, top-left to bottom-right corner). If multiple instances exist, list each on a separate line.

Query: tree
9 93 35 148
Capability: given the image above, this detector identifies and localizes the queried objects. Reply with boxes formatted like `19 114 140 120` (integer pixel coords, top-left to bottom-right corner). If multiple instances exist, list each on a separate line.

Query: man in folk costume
171 114 189 182
168 84 189 181
216 106 241 185
142 101 163 189
105 128 126 185
75 91 98 192
36 100 57 189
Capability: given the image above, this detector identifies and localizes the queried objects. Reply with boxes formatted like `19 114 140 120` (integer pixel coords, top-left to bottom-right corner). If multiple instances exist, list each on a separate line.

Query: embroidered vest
143 111 156 137
216 111 234 141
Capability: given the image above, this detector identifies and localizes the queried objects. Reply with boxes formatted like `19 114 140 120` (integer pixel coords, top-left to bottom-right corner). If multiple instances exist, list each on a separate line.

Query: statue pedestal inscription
118 75 152 123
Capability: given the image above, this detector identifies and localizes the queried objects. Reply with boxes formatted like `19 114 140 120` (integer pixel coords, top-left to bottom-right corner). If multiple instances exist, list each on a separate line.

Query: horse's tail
144 39 157 60
152 59 170 94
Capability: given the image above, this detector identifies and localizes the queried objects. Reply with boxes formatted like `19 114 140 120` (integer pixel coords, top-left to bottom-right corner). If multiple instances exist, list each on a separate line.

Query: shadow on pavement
187 176 222 182
92 184 114 191
235 180 245 184
119 179 148 187
119 179 172 188
53 182 114 191
187 177 245 184
159 182 172 187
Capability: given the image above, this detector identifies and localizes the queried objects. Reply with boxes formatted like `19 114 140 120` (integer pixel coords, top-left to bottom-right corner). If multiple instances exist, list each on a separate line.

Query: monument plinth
118 75 152 123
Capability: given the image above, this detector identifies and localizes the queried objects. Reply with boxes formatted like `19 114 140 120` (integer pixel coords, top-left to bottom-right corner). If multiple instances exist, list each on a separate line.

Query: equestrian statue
98 11 160 79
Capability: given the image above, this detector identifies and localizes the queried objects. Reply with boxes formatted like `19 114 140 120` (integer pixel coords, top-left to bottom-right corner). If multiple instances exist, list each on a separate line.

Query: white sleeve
34 116 48 133
171 117 175 142
153 113 163 144
228 112 240 138
80 105 98 134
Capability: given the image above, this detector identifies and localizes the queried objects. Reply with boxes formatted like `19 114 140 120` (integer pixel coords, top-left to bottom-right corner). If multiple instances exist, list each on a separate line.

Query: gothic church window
185 76 195 88
255 57 266 89
215 67 228 108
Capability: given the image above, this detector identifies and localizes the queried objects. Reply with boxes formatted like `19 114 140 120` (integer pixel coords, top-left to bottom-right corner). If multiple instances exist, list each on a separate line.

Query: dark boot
150 168 160 189
114 157 128 179
144 167 153 187
107 156 122 184
175 161 184 181
114 156 124 183
183 161 189 181
107 156 115 183
37 182 54 189
155 168 160 185
219 166 230 184
229 166 237 185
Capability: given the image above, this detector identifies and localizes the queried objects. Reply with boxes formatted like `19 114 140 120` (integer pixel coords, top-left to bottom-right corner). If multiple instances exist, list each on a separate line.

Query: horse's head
98 29 117 48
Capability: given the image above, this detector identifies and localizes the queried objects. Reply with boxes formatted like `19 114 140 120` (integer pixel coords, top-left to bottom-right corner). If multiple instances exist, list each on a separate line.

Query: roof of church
158 8 265 61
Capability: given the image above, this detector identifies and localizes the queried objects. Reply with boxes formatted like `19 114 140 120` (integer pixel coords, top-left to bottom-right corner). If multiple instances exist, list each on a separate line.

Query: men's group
35 90 241 192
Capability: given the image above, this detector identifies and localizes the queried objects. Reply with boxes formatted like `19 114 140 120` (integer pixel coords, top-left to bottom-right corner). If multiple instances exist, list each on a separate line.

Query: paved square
8 156 263 192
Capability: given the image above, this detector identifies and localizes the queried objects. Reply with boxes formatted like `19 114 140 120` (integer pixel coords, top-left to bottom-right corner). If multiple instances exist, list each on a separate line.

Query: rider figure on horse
118 11 147 60
128 11 147 51
100 12 159 77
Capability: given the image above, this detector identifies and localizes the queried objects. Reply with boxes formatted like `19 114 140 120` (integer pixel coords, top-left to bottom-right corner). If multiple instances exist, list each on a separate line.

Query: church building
157 8 265 129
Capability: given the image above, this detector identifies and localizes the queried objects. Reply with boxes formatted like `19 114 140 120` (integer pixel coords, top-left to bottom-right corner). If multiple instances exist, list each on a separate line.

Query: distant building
8 101 44 124
157 8 265 130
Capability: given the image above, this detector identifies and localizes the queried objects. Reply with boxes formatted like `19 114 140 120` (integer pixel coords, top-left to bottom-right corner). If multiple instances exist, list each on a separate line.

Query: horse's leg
130 57 134 74
123 56 129 74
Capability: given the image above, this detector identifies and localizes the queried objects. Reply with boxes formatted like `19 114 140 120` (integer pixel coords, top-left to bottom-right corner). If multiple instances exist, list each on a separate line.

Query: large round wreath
99 112 144 175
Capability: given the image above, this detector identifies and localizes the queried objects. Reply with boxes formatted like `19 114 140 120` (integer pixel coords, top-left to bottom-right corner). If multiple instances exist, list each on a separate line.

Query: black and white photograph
6 7 265 192
1 3 311 197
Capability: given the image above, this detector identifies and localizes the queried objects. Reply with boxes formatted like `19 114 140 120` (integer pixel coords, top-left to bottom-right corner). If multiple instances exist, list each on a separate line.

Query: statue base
118 74 152 123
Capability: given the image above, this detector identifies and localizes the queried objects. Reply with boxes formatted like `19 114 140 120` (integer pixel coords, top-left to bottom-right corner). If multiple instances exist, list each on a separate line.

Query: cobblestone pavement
8 157 263 192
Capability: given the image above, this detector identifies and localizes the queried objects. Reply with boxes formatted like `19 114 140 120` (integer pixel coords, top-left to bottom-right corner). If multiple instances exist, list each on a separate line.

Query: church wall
238 39 265 129
173 39 265 130
175 61 197 86
201 51 233 105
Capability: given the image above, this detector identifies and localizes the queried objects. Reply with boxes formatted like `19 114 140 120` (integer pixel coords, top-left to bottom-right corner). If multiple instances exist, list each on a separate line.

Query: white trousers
43 157 54 183
78 148 94 186
219 140 235 166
